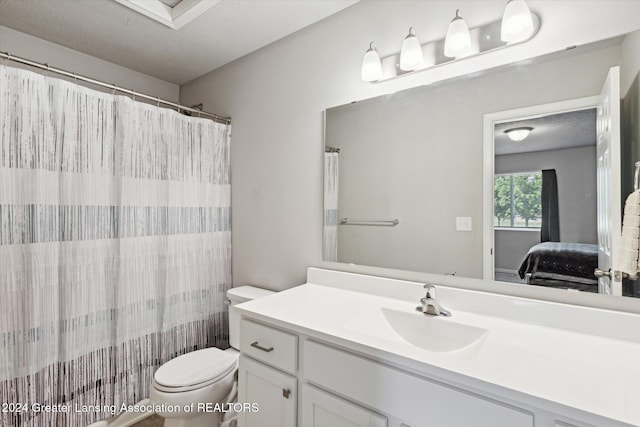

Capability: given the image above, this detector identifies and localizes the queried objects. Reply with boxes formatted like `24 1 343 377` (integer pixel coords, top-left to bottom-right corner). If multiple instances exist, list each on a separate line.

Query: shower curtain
0 65 232 426
323 152 339 262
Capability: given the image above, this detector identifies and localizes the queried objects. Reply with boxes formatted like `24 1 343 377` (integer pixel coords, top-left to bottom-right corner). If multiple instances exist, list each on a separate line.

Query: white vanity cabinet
237 318 534 427
238 318 390 427
235 272 640 427
238 319 299 427
238 316 621 427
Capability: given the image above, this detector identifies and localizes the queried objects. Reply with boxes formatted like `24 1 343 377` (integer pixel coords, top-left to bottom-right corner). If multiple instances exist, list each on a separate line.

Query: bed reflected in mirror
492 109 603 292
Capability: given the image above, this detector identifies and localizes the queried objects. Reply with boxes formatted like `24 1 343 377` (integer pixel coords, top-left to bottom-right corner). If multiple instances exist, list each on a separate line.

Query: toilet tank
226 286 274 350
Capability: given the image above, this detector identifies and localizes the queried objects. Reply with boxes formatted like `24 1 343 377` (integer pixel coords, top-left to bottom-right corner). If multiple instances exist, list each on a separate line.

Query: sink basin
380 307 488 353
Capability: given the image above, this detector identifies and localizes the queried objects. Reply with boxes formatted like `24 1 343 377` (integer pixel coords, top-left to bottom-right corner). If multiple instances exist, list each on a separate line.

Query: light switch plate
456 217 472 231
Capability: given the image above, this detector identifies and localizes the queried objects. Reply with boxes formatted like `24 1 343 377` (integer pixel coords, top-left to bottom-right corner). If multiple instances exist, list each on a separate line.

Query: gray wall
621 31 640 96
621 31 640 205
327 84 488 277
180 1 640 291
494 146 597 271
620 31 640 296
495 229 541 273
0 25 179 102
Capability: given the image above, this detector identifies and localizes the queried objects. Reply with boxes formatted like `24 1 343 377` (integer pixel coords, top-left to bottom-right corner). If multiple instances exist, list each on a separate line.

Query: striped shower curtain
0 65 232 426
323 152 339 262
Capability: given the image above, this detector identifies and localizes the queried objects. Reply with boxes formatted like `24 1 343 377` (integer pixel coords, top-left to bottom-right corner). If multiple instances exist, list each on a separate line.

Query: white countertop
236 270 640 426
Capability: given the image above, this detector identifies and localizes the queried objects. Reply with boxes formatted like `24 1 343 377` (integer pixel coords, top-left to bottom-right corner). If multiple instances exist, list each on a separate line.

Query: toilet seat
153 348 238 393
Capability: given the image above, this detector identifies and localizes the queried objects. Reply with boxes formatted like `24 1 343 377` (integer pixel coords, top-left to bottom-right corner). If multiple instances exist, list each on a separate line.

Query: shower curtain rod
0 51 231 125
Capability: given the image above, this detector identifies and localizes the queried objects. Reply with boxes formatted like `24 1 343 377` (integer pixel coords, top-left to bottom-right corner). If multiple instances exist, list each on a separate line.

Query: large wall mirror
323 31 640 299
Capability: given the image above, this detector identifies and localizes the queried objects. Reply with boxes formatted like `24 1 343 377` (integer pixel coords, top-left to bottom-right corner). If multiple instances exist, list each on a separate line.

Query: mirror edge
321 34 640 314
315 260 640 315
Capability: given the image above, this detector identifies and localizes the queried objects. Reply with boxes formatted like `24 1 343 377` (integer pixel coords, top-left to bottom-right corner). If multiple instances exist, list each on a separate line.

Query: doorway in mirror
484 67 640 297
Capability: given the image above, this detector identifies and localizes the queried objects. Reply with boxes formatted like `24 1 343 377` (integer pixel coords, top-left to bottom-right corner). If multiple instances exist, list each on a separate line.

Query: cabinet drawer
240 319 297 374
303 340 533 427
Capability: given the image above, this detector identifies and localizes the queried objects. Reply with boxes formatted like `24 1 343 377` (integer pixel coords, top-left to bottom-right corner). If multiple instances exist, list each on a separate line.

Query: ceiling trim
113 0 221 29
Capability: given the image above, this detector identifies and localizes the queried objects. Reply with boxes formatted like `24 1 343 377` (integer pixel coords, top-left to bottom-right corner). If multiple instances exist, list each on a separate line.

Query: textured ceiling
0 0 358 84
495 109 597 156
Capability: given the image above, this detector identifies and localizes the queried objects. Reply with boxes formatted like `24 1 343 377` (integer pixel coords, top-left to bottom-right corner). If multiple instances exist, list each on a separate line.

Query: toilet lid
154 348 237 388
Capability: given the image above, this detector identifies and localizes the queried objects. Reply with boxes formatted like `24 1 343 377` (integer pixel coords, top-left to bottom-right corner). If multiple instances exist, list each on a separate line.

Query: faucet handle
423 284 436 298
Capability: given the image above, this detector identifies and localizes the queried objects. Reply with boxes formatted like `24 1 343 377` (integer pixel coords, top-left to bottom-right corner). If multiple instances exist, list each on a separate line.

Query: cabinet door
302 384 387 427
238 355 296 427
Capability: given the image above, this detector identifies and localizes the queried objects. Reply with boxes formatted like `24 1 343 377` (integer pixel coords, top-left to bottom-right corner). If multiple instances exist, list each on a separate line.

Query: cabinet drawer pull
250 341 274 353
282 388 291 399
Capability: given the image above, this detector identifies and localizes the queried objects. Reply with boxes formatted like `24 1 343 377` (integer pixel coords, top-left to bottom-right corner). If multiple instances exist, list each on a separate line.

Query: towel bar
340 218 399 226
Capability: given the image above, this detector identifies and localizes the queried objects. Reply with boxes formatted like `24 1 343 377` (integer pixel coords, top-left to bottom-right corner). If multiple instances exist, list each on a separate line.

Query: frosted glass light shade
501 0 534 42
361 42 382 82
399 27 424 71
444 10 471 58
505 127 533 141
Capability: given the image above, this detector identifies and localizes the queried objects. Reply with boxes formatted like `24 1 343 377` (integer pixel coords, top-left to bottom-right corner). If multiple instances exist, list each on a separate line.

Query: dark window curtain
541 169 560 242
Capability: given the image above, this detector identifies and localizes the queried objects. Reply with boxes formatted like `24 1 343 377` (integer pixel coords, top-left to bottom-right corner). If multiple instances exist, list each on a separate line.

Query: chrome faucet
416 284 451 317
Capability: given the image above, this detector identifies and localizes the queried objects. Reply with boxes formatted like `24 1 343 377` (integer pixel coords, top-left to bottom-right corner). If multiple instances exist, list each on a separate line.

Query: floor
132 414 163 427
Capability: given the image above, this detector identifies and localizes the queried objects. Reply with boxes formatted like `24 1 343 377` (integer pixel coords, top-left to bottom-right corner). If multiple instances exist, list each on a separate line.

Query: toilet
150 286 274 427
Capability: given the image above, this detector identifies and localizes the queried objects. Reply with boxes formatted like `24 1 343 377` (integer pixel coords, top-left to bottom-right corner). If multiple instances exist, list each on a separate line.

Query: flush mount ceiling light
399 27 424 71
505 127 533 141
361 42 383 82
444 10 471 58
501 0 535 42
113 0 220 29
360 0 539 83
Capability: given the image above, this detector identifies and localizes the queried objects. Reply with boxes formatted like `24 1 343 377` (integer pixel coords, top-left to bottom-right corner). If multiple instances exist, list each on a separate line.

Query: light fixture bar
375 12 540 83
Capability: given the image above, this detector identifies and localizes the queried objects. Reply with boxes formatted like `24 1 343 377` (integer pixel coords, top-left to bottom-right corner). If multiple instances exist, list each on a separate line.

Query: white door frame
482 96 600 280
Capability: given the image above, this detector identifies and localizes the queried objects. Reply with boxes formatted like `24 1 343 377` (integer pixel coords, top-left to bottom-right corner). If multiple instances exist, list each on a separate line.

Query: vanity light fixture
400 27 424 71
360 0 539 83
361 42 383 82
501 0 534 42
505 127 533 141
444 10 471 58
